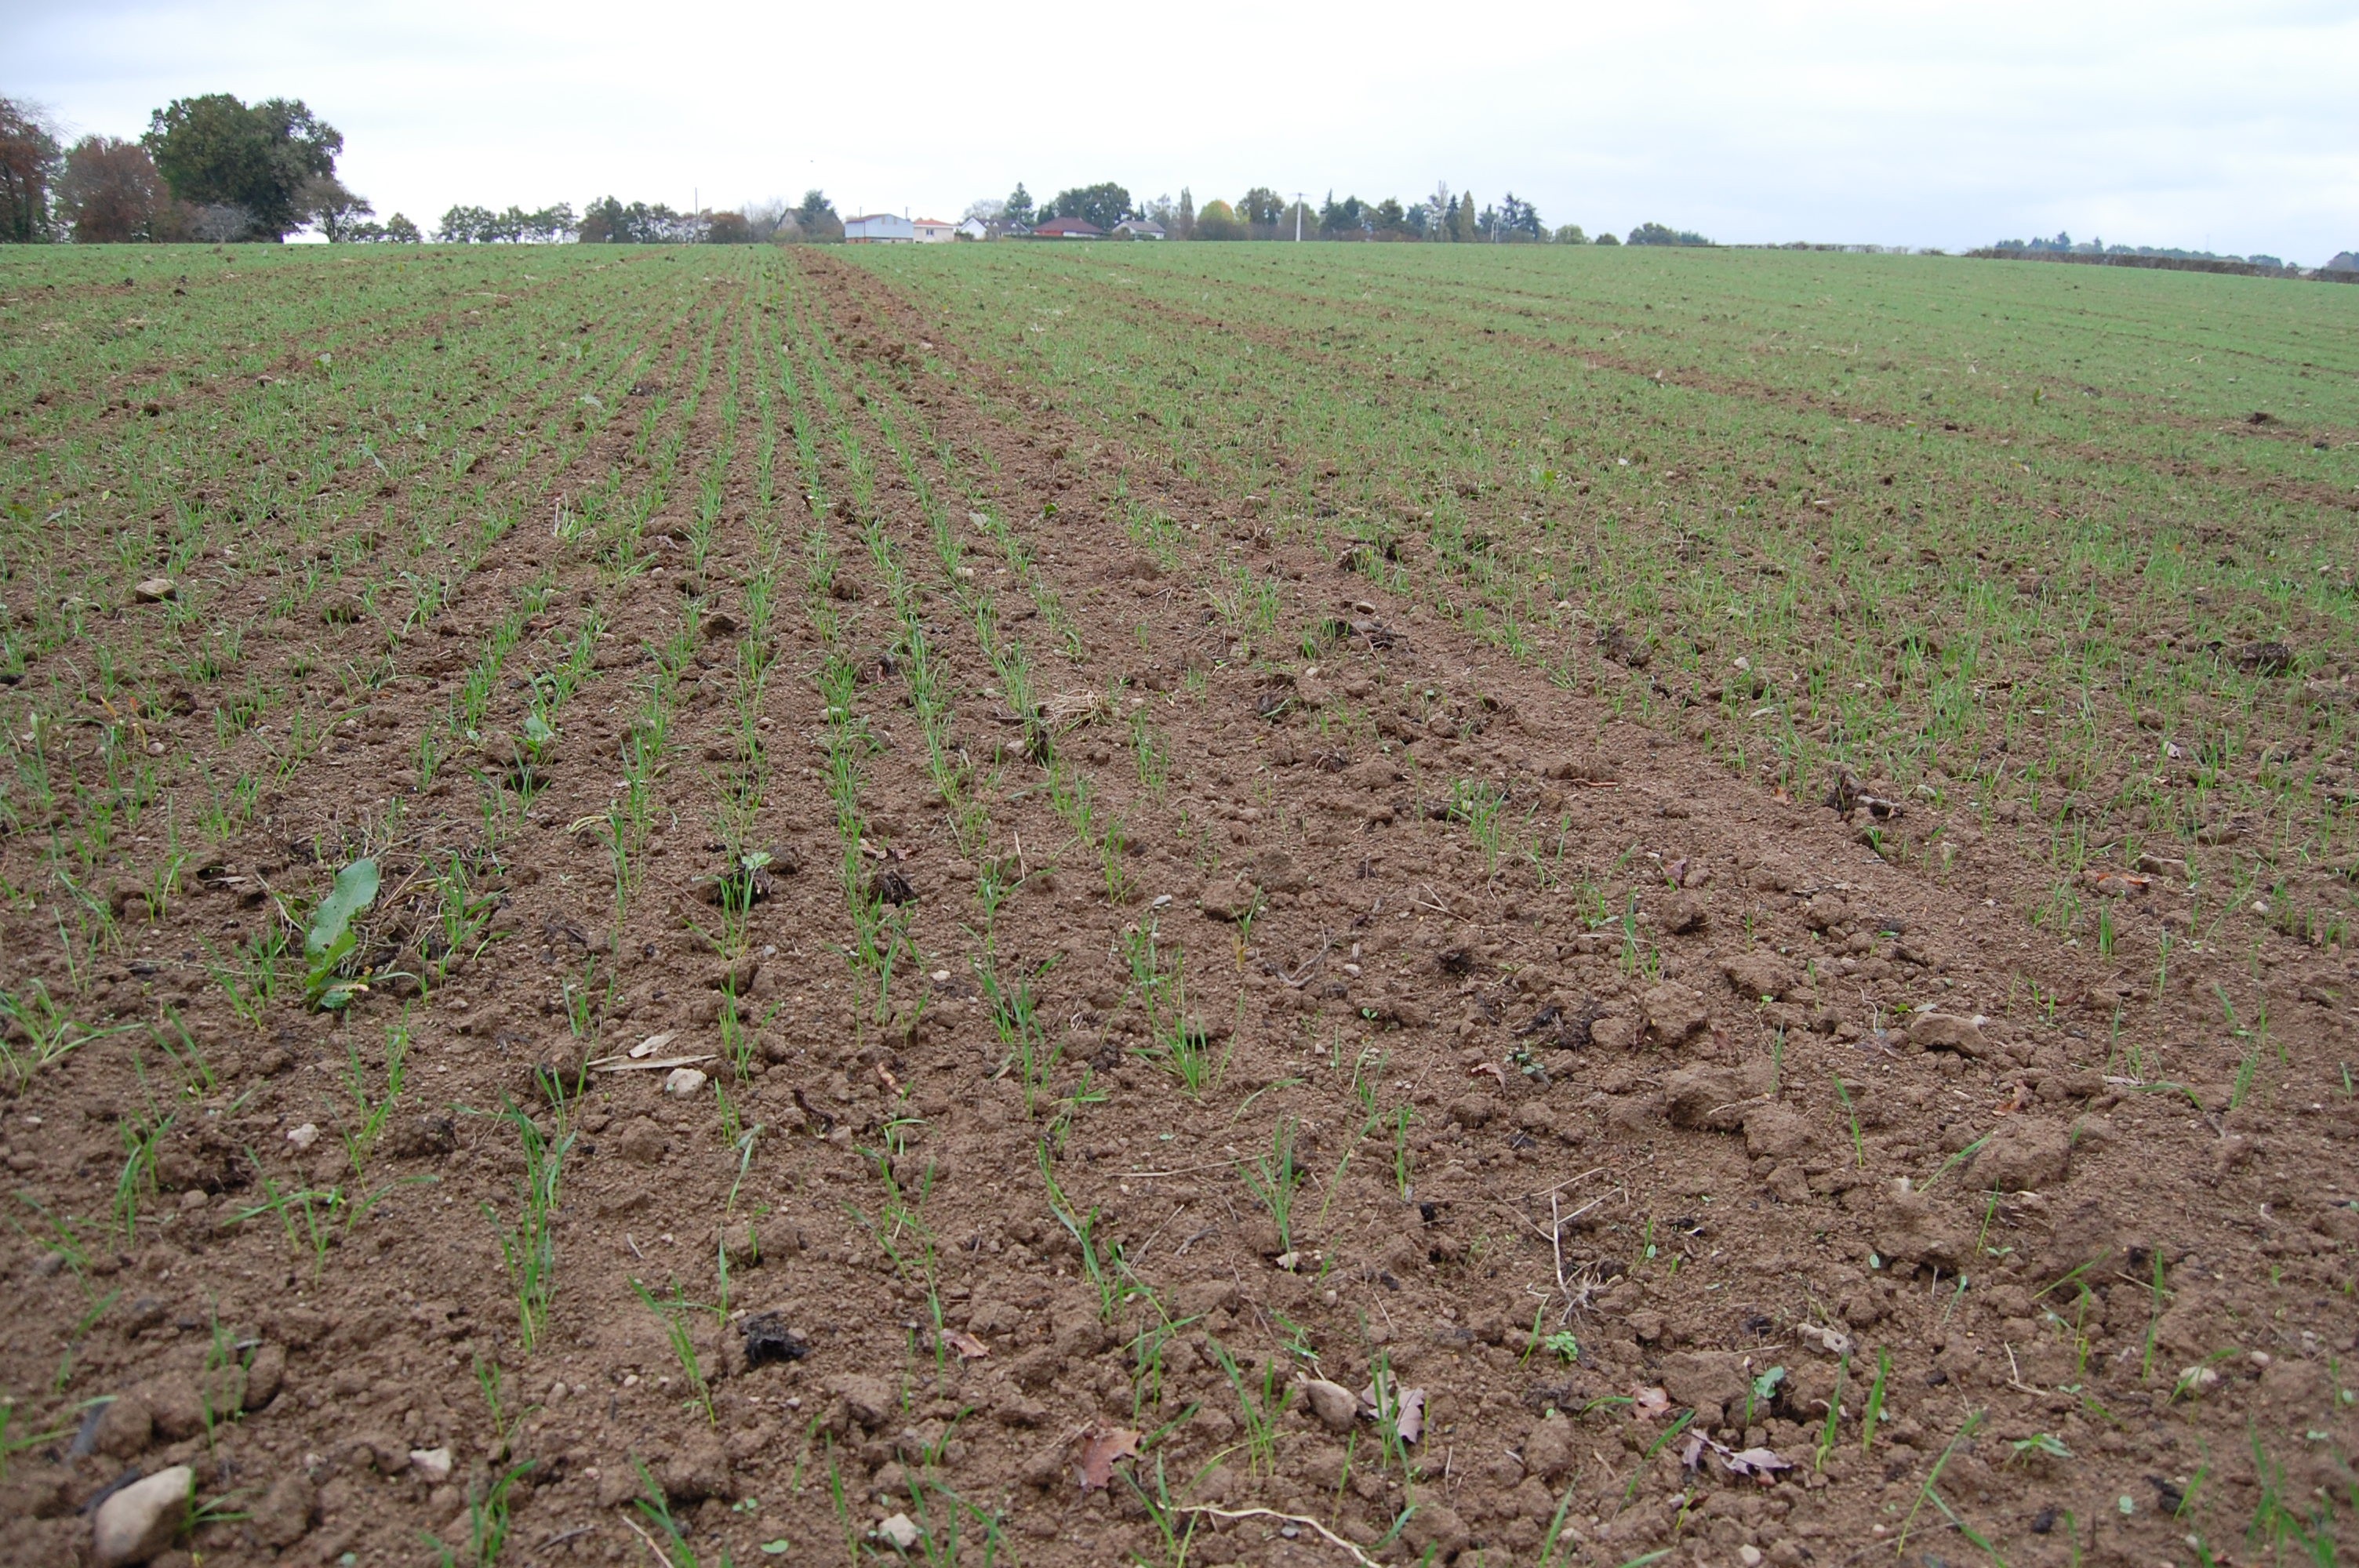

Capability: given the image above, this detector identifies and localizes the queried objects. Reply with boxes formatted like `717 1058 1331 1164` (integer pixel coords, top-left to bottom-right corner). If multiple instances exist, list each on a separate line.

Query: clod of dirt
1743 1105 1816 1159
742 1312 811 1368
829 1373 896 1432
1520 1411 1576 1481
1872 1179 1967 1269
872 866 917 905
1640 982 1710 1044
1908 1011 1989 1056
1659 1349 1750 1427
130 577 176 604
1720 951 1793 1000
1973 1117 2073 1192
1658 892 1707 934
2235 641 2295 674
92 1464 191 1568
84 1394 151 1460
248 1471 318 1550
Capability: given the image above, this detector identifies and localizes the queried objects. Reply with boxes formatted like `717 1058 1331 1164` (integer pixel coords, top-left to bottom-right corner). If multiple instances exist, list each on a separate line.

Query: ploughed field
0 238 2356 1568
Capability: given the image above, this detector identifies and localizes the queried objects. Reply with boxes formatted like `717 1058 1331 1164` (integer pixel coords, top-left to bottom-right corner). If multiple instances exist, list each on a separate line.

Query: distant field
3 243 2357 1567
857 242 2359 944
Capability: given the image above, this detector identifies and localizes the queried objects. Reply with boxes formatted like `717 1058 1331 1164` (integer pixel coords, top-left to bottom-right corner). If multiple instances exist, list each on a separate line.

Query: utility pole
1295 192 1303 241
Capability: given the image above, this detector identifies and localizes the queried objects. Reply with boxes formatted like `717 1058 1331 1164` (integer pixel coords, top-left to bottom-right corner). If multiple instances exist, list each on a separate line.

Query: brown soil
2 249 2354 1568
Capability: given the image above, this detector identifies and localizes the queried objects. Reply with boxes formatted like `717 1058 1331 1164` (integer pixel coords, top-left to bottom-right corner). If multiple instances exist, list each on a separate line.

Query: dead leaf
1724 1446 1792 1481
940 1330 989 1360
1467 1062 1507 1087
630 1030 677 1059
1794 1323 1854 1358
1356 1377 1428 1445
1075 1427 1140 1492
1395 1388 1427 1445
1630 1385 1672 1420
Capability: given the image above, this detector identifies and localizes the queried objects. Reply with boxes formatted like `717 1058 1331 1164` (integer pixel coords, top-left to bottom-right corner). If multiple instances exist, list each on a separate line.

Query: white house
912 217 956 243
1113 219 1165 240
844 213 914 243
957 217 991 241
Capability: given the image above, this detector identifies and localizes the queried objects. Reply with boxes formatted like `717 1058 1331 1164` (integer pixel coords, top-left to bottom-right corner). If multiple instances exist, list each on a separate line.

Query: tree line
0 95 1713 249
977 181 1710 246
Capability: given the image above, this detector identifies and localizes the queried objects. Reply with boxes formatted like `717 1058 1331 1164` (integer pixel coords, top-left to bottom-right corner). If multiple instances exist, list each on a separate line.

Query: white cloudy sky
7 0 2355 260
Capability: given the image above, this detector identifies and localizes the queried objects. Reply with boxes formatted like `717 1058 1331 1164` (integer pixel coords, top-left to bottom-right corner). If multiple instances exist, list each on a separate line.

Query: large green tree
1041 182 1132 230
144 93 343 240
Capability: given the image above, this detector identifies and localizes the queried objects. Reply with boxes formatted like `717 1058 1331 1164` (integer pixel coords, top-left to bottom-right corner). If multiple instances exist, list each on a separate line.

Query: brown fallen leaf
1467 1061 1507 1087
1395 1387 1427 1446
1681 1430 1792 1483
1356 1377 1428 1445
1630 1385 1672 1420
1075 1426 1140 1492
940 1329 990 1360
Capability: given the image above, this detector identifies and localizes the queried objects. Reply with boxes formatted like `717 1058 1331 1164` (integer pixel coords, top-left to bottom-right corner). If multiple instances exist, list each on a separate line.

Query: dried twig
1174 1505 1383 1568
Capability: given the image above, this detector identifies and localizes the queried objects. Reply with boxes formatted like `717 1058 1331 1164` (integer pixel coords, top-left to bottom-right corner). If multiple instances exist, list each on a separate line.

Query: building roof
913 217 952 226
1034 216 1103 236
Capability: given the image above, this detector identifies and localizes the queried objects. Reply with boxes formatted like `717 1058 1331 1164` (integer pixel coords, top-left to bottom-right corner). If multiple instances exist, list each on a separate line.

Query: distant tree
1451 192 1478 243
707 210 752 243
190 204 256 242
1627 221 1710 246
0 97 64 242
1554 223 1588 244
1003 183 1035 228
144 94 342 241
1370 198 1407 238
1239 187 1285 237
961 196 1005 226
58 136 172 242
383 212 420 243
1594 230 1620 246
787 189 841 241
1176 187 1194 240
1194 198 1245 241
1498 192 1543 240
298 172 373 241
1318 191 1368 240
437 204 495 243
1043 183 1132 230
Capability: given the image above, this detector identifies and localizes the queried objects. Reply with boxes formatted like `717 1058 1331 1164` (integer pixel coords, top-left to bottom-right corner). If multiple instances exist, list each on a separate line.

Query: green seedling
1862 1347 1891 1452
304 857 380 1011
1240 1115 1307 1254
481 1102 571 1349
632 1279 716 1425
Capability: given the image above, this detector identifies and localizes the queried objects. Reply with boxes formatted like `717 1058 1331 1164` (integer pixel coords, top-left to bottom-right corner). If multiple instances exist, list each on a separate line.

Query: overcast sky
7 0 2354 261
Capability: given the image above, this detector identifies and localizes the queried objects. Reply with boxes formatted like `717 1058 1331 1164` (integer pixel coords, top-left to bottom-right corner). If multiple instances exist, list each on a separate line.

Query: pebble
1299 1377 1360 1433
663 1067 708 1097
285 1123 319 1150
131 578 176 604
93 1464 191 1566
409 1447 454 1483
876 1514 921 1550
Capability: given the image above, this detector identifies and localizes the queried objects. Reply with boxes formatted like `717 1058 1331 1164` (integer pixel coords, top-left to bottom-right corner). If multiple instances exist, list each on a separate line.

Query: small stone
877 1514 921 1551
285 1123 319 1150
409 1446 454 1483
1299 1377 1359 1433
1908 1012 1987 1057
93 1464 191 1567
132 578 176 604
663 1067 708 1097
1739 1547 1765 1567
